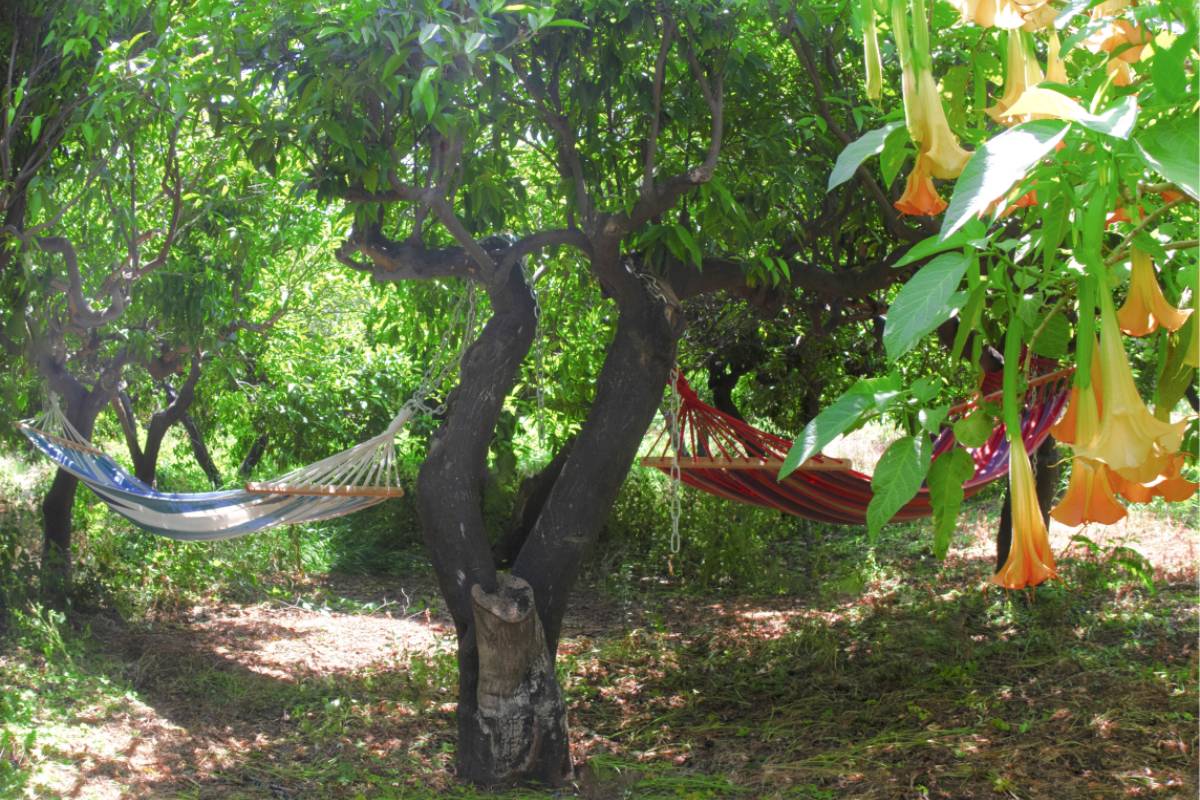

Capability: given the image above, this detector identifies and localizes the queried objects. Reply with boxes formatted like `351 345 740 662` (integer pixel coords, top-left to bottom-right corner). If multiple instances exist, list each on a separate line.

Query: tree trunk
707 362 745 420
40 387 103 604
414 266 569 785
180 411 222 487
238 432 269 480
459 574 570 785
514 272 682 652
492 437 575 569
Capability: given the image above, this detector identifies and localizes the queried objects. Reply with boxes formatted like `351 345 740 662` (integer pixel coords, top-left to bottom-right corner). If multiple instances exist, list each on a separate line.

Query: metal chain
522 261 546 446
628 263 684 558
392 280 479 428
668 366 683 556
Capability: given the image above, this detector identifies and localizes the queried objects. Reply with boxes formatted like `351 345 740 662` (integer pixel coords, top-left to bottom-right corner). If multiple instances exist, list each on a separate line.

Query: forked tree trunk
414 265 571 785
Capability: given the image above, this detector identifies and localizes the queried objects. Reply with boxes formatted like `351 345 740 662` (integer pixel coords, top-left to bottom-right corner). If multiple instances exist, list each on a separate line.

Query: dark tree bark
493 437 575 569
707 362 745 421
237 432 270 480
513 267 682 652
414 264 571 785
178 409 221 488
114 356 202 485
39 380 110 604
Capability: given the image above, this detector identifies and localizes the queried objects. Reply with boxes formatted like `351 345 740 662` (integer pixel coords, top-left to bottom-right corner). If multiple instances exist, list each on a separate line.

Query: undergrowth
1 440 1196 798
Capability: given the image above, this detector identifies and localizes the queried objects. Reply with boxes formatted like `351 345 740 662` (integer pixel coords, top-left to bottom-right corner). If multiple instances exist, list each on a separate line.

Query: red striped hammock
641 369 1072 525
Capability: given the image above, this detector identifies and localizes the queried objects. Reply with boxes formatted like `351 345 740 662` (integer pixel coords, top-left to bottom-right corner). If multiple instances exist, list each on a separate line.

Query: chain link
667 366 683 556
522 261 547 447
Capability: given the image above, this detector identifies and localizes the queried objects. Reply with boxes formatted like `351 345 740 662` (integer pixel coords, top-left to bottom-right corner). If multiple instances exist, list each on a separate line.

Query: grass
0 493 1195 799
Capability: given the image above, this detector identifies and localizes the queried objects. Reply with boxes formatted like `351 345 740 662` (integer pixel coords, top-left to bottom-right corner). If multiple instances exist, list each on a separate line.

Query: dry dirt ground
6 507 1197 800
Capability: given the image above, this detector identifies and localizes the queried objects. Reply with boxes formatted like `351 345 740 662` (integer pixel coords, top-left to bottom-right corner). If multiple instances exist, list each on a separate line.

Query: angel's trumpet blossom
949 0 1027 28
1075 292 1190 484
988 31 1045 122
1106 455 1199 504
1049 340 1102 444
911 70 972 179
1117 248 1193 337
993 438 1058 589
894 154 948 217
1051 383 1128 526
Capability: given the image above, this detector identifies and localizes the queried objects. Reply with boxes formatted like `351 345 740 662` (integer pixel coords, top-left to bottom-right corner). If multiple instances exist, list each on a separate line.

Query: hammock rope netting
641 368 1073 525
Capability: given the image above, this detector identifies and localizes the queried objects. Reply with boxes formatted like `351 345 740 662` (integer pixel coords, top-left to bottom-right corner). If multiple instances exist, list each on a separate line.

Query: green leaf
324 120 350 149
673 224 702 267
879 124 910 189
543 18 589 29
1077 95 1137 139
465 31 487 53
1151 35 1190 105
29 114 42 143
1135 114 1199 200
867 435 932 542
883 252 970 361
779 392 874 479
827 121 904 192
1030 311 1070 358
927 447 975 559
951 283 984 362
419 23 440 45
412 65 438 119
895 219 988 267
953 409 993 448
918 404 950 434
940 120 1070 239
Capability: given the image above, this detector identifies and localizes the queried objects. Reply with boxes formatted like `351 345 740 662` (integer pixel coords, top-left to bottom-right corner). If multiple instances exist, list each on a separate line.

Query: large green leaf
1030 311 1071 358
940 120 1070 239
883 252 970 361
927 447 975 559
895 219 988 267
866 435 933 542
1136 115 1199 200
826 121 904 193
779 391 874 479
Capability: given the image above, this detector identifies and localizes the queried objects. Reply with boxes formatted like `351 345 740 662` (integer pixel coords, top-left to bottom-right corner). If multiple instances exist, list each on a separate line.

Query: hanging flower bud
863 0 883 101
894 154 948 216
993 438 1058 589
1117 248 1193 337
1046 30 1068 83
988 31 1045 122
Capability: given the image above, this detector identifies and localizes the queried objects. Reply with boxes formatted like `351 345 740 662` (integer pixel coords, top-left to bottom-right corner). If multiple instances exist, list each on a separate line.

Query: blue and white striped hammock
17 402 412 541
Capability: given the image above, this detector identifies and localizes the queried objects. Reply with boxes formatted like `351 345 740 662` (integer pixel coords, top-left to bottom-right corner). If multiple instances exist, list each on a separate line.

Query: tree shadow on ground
30 544 1199 800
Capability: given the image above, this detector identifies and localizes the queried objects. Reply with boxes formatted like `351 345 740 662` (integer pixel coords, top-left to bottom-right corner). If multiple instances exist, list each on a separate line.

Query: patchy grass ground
1 503 1196 799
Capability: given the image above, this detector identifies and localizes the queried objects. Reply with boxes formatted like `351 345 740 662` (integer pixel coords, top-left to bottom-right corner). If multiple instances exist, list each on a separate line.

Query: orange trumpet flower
1049 339 1102 444
1050 381 1128 526
894 154 948 217
1116 248 1193 337
1106 455 1199 504
993 438 1058 589
1075 292 1190 484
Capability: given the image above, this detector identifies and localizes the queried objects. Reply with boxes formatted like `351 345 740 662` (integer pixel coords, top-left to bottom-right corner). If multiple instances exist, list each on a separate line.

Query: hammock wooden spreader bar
641 369 1072 525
